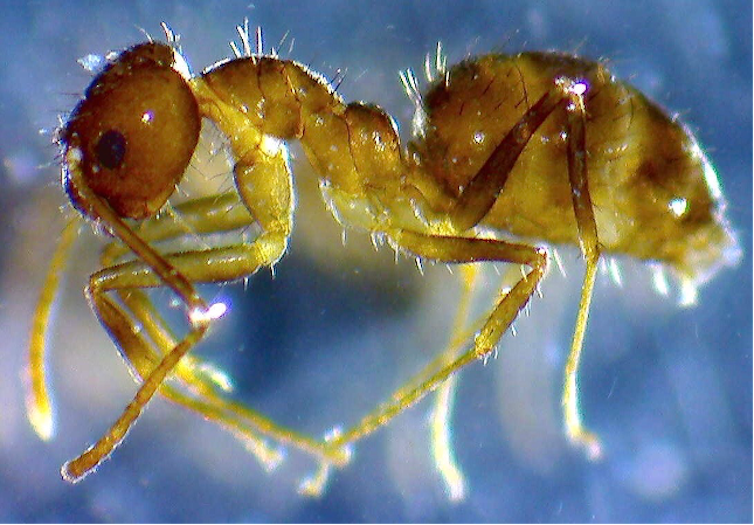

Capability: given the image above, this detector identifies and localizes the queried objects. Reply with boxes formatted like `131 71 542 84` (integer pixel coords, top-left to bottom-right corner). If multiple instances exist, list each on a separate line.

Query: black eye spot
95 130 127 170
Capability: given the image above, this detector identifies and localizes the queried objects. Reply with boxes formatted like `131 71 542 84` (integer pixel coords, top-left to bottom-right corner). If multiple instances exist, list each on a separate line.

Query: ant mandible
25 22 739 497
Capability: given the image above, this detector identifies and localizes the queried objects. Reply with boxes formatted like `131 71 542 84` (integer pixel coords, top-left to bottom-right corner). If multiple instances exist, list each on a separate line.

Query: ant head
61 42 201 220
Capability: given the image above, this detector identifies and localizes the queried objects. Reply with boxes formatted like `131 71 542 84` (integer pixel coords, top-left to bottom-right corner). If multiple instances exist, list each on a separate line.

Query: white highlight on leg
430 376 467 502
189 302 228 325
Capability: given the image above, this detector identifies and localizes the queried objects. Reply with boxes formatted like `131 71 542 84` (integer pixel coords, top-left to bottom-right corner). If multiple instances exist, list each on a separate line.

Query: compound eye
95 129 127 170
62 42 201 220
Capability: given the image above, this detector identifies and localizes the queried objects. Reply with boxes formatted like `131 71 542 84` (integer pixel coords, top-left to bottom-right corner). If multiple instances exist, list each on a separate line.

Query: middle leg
325 231 548 459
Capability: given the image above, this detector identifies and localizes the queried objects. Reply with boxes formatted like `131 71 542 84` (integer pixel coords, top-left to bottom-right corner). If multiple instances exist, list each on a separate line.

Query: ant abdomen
412 52 737 283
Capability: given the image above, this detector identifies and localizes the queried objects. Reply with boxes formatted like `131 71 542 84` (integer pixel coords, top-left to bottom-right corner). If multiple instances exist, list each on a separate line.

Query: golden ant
25 22 739 497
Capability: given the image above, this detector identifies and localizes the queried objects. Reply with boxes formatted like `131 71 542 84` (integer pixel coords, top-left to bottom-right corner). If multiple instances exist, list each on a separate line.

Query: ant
25 22 739 497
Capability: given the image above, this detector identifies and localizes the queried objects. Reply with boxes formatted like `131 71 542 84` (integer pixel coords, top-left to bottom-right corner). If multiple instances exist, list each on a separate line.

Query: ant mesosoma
26 23 739 497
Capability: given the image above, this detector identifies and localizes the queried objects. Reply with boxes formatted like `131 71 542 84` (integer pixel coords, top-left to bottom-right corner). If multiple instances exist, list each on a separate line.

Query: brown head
61 42 201 221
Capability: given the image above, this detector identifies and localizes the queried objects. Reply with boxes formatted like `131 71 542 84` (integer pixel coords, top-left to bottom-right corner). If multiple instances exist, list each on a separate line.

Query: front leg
62 107 300 482
62 275 211 482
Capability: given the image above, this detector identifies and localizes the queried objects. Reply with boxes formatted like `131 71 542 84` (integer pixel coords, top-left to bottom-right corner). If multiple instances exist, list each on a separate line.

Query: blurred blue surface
0 0 750 522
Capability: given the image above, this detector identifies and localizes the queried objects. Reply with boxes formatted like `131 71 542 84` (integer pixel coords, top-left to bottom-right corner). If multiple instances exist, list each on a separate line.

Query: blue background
0 0 750 522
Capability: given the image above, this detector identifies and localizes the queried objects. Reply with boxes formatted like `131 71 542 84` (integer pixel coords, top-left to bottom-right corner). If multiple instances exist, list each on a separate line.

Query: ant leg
327 233 547 456
62 328 209 481
450 84 567 231
448 76 603 458
25 194 256 454
62 269 211 482
119 289 350 469
99 225 286 472
101 287 324 472
299 84 569 483
321 78 593 472
67 162 208 316
429 264 479 501
65 132 352 484
63 221 300 482
26 193 250 439
60 155 216 482
561 82 602 459
25 217 80 440
102 191 253 263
